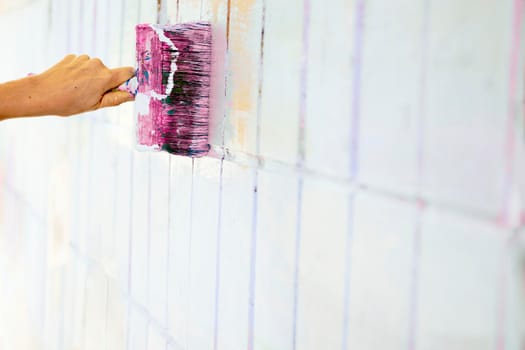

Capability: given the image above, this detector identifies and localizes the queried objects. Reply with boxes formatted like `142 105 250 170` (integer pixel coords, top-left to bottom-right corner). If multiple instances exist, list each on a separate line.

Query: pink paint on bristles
135 22 211 157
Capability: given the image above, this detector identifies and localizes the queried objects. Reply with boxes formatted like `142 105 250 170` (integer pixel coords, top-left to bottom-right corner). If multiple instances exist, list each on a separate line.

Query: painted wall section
0 0 524 349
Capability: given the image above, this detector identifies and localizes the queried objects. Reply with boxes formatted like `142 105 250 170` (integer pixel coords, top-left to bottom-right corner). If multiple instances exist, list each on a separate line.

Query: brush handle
118 76 138 96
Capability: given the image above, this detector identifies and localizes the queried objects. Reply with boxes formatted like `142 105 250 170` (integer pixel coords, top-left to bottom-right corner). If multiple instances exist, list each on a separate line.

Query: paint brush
125 22 212 157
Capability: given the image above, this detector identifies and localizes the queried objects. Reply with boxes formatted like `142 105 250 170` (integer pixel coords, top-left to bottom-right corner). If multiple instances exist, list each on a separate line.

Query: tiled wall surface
0 0 524 349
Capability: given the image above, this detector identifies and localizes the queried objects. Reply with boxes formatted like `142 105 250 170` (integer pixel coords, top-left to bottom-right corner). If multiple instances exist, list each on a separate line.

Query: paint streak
228 0 261 150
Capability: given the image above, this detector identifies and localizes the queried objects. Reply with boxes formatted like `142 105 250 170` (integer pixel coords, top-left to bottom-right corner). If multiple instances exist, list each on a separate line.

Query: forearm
0 76 49 120
0 54 134 121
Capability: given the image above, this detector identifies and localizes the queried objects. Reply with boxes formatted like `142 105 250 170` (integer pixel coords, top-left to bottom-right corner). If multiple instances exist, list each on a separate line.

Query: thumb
98 90 135 109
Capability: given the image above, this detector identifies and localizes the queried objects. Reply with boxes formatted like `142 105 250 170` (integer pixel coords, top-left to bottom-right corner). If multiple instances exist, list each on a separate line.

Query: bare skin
0 54 135 121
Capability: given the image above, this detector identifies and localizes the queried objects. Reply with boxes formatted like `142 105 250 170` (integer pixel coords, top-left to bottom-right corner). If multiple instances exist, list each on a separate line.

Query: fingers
98 90 135 109
108 66 136 89
60 54 76 64
74 54 90 63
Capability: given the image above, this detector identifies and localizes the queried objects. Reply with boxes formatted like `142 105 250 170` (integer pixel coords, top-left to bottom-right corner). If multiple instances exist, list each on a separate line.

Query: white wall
0 0 524 349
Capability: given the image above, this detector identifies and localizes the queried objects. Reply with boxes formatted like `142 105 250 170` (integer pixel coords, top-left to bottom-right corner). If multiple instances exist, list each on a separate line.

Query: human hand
28 54 135 116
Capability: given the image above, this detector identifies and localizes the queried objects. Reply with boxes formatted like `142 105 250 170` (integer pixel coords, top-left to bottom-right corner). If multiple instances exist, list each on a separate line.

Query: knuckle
90 57 103 65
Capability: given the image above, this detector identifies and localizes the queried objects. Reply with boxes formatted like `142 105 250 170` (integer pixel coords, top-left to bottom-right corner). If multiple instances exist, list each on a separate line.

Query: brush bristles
135 22 211 157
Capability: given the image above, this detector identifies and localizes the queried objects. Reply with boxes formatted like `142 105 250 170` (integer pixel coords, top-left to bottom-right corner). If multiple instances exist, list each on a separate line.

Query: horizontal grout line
207 145 521 231
8 118 525 233
4 134 524 233
69 242 185 350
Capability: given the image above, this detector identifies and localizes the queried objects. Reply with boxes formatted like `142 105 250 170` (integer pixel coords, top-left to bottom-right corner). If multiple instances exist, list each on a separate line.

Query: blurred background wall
0 0 524 349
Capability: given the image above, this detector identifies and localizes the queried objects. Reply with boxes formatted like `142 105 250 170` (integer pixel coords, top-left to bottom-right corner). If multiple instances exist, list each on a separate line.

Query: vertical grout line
497 1 525 347
209 0 233 345
247 170 259 350
247 0 266 348
220 0 233 148
501 0 525 224
349 0 364 181
176 0 180 22
59 266 65 350
105 0 111 60
157 0 162 23
292 0 310 348
126 146 134 350
106 0 119 342
92 0 97 55
408 207 423 350
255 0 266 157
103 276 110 350
497 240 511 350
80 269 88 349
186 158 196 349
147 155 152 311
118 0 126 67
341 0 364 349
212 156 225 350
297 0 309 166
291 180 303 350
78 0 84 51
408 1 430 350
340 195 354 350
66 0 71 52
166 157 172 329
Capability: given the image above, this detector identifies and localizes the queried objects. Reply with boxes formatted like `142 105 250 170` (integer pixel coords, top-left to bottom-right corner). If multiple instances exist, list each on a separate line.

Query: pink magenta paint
135 22 212 157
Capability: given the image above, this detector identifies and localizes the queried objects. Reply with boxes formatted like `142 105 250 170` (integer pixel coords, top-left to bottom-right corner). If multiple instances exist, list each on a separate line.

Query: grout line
297 0 310 166
103 276 110 350
91 0 97 54
78 0 84 51
81 267 88 349
147 155 152 311
209 142 514 229
255 1 266 157
59 266 66 350
500 0 525 226
340 195 354 350
497 0 525 346
247 170 259 350
212 155 225 350
126 156 135 350
292 0 311 347
220 0 233 147
350 0 364 181
408 1 431 349
408 208 423 350
66 0 71 52
118 0 126 67
186 158 196 349
69 242 187 350
166 156 172 328
292 178 303 350
247 0 266 347
342 0 365 348
210 0 233 347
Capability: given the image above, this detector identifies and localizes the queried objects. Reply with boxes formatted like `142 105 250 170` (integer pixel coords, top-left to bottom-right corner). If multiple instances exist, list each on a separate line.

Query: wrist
0 75 49 119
